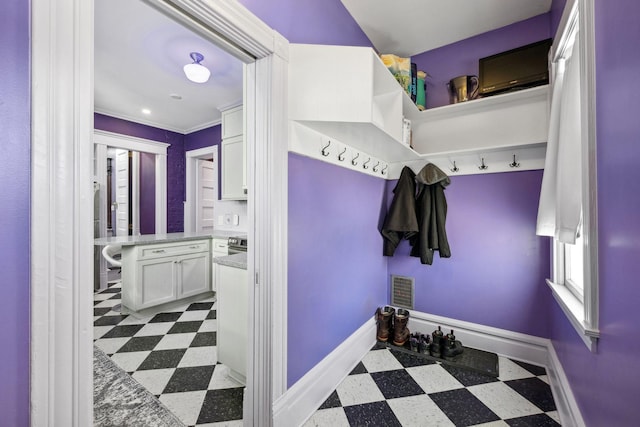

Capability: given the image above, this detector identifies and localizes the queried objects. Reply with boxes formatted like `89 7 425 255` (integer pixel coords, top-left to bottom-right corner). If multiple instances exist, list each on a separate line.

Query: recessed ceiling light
170 94 183 100
141 108 151 115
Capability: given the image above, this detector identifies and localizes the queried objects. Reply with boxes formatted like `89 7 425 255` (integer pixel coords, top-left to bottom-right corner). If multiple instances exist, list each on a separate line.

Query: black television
478 38 552 97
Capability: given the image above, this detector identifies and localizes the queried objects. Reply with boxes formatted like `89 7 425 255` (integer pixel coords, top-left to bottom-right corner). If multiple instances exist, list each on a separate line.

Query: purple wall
0 0 30 425
238 0 372 47
387 171 551 337
412 14 552 109
288 154 388 386
94 113 186 232
139 152 156 234
548 1 640 425
184 125 222 200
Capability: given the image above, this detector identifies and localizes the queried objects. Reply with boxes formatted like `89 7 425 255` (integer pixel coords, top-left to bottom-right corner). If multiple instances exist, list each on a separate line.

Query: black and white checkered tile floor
95 283 559 427
93 282 244 426
305 343 561 426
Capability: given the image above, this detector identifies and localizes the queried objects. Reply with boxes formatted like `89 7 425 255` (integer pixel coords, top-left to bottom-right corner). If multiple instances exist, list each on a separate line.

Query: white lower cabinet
122 239 211 312
217 264 248 383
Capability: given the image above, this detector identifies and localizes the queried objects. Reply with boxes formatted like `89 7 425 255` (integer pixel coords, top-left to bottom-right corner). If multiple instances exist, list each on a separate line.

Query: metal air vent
391 275 414 309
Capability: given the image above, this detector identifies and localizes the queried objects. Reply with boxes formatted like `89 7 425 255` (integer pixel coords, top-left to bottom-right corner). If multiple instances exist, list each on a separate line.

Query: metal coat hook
351 152 360 166
363 157 371 170
450 161 459 173
478 158 488 171
321 140 331 157
338 147 347 162
509 154 520 168
373 161 380 172
381 164 388 175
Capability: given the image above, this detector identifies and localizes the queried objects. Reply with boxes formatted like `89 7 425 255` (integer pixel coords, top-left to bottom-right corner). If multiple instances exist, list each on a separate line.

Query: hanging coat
380 166 419 256
410 163 451 265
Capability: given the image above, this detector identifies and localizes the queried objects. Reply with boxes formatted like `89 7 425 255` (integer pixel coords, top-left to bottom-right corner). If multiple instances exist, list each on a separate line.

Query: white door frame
184 146 217 233
94 129 169 236
31 1 289 426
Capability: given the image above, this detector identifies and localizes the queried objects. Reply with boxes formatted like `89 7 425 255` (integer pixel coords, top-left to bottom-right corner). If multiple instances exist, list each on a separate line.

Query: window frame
546 0 599 352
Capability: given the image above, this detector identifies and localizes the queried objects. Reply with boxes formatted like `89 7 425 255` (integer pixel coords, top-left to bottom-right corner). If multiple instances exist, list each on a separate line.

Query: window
538 0 599 351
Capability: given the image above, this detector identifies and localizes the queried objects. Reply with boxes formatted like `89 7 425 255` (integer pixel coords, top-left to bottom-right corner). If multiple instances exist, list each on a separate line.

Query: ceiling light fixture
141 108 151 115
183 52 210 83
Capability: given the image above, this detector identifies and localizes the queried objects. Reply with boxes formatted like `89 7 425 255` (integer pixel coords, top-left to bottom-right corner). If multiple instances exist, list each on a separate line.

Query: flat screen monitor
479 39 552 97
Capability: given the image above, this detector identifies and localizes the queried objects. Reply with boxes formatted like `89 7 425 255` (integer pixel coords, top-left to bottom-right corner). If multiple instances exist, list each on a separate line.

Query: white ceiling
95 0 552 134
94 0 244 134
340 0 552 57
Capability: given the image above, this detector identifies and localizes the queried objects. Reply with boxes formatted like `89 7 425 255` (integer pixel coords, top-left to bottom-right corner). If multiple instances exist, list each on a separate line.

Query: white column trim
31 0 94 424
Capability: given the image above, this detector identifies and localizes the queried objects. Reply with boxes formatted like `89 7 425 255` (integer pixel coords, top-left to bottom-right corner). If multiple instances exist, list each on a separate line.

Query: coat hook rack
450 161 459 173
509 154 520 168
381 164 388 175
337 147 347 162
321 140 331 157
478 158 488 171
363 157 371 170
351 152 360 166
373 161 380 172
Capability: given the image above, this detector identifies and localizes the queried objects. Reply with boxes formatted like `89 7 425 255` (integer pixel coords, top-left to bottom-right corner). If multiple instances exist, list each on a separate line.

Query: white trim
184 146 218 233
95 107 222 135
273 318 376 427
547 343 587 427
547 280 599 351
32 0 283 425
131 151 141 236
94 129 170 155
31 0 94 424
408 310 550 367
94 130 168 235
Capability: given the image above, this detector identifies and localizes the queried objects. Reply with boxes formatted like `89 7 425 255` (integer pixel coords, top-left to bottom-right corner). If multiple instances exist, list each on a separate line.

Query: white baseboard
273 318 376 427
546 343 586 427
273 309 583 427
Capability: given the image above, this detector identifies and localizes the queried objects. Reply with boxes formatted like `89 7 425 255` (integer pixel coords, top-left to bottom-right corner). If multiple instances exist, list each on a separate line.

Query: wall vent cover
391 275 414 310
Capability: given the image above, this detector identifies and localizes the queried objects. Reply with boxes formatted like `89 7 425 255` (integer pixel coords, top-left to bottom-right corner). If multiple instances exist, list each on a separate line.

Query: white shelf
405 85 549 157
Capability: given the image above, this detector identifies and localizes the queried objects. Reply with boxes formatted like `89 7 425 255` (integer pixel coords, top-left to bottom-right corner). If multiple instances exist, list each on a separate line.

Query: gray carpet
94 346 185 427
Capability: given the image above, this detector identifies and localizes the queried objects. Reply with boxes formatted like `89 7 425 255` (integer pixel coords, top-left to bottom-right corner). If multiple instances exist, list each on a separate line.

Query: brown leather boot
375 306 395 342
393 308 410 346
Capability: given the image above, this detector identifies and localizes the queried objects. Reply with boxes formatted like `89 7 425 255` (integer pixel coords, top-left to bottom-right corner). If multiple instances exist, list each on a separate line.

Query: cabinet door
221 106 243 139
137 258 177 309
217 265 248 379
178 252 210 299
221 135 246 200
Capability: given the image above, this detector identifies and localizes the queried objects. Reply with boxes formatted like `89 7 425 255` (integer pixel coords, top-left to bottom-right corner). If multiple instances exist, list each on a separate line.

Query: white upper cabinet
220 105 247 200
289 44 417 163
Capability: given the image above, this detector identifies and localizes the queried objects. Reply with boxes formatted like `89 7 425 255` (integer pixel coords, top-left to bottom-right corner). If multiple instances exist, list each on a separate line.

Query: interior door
115 148 129 236
196 159 216 232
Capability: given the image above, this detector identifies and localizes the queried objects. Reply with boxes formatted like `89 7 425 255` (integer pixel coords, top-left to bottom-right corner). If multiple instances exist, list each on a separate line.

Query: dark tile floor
304 343 561 426
93 282 244 426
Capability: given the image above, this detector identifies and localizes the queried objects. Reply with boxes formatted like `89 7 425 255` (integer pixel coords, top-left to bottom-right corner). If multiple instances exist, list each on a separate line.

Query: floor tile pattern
305 344 561 427
94 283 244 426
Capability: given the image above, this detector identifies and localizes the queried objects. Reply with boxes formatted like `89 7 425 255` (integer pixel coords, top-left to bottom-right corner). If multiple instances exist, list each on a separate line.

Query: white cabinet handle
190 245 199 249
152 249 166 253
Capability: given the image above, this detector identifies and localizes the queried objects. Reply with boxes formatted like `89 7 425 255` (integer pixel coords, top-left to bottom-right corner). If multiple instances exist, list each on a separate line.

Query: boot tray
376 341 499 378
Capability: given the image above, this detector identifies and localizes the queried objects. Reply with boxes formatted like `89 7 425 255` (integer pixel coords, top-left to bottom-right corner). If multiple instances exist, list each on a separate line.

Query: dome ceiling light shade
183 52 211 83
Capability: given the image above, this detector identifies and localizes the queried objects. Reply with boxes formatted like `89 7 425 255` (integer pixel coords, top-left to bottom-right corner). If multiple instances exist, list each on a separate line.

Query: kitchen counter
214 252 247 270
94 230 244 246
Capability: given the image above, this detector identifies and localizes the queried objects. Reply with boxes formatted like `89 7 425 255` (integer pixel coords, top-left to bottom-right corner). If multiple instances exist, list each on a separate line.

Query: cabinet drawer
212 238 229 256
138 240 210 260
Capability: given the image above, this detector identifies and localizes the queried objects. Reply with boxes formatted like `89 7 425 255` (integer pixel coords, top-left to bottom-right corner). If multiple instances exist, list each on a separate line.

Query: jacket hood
415 163 450 187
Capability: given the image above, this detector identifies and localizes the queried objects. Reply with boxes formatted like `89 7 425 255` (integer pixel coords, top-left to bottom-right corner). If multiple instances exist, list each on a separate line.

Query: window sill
547 279 599 352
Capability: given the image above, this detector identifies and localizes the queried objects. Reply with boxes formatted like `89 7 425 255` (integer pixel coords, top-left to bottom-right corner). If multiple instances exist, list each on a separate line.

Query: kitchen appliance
447 75 479 104
479 38 552 97
227 236 248 254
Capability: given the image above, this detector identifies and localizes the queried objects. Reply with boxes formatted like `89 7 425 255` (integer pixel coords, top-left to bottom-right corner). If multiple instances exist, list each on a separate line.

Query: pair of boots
431 326 464 358
375 306 410 346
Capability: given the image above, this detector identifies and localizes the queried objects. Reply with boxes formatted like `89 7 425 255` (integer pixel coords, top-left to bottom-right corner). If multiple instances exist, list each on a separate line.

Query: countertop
94 230 245 246
214 252 247 270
